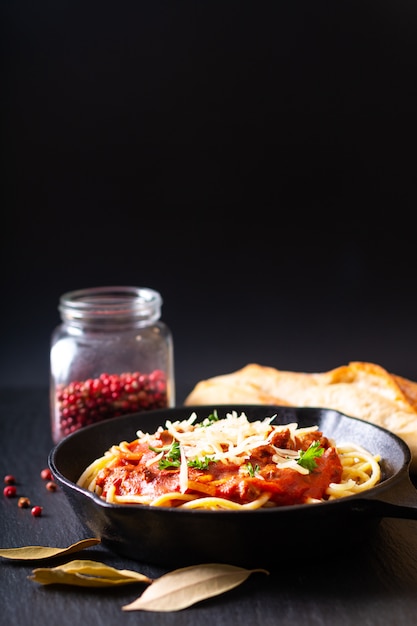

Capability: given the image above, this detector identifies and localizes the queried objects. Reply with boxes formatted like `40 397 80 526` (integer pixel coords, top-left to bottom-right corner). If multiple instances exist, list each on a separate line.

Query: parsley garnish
149 442 215 470
188 456 214 469
199 410 220 427
297 441 324 471
153 441 181 469
245 462 260 477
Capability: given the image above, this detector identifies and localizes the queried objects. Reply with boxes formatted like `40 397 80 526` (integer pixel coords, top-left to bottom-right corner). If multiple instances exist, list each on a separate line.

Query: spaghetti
77 410 381 509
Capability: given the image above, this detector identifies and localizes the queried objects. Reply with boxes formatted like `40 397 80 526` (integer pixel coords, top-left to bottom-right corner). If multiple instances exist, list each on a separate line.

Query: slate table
2 387 417 626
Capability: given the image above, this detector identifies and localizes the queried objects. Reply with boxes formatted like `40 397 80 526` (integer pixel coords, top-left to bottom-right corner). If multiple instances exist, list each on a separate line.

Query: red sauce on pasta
94 427 343 507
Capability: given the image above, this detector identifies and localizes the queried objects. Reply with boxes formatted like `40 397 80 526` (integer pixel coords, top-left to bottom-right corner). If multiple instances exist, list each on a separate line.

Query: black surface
2 389 417 625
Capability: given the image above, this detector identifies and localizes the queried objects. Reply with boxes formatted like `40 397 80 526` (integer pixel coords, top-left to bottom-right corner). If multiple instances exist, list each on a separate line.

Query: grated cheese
179 444 188 493
143 410 318 475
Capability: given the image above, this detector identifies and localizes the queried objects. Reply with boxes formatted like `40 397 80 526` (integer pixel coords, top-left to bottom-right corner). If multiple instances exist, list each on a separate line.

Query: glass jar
50 286 175 443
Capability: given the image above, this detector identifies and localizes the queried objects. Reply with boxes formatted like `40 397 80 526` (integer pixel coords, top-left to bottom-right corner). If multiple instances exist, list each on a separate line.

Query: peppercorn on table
2 387 417 626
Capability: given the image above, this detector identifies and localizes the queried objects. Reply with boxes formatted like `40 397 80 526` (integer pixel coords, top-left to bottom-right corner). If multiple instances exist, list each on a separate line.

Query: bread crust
184 361 417 473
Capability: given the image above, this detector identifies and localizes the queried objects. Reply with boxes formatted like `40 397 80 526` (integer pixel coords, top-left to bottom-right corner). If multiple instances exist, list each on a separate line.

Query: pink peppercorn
40 468 52 481
31 505 43 517
3 485 17 497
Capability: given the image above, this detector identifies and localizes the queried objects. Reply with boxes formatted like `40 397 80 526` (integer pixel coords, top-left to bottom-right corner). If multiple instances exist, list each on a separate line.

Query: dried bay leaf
29 559 152 587
122 563 269 612
0 538 101 561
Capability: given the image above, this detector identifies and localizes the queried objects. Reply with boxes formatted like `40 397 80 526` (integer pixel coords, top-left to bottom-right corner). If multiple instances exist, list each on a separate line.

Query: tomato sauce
94 428 343 506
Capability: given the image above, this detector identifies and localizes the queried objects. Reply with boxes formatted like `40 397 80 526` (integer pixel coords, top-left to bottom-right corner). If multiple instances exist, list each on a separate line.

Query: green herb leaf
199 410 220 427
245 462 260 477
122 563 269 612
187 456 214 469
297 441 324 471
158 440 181 469
0 538 101 561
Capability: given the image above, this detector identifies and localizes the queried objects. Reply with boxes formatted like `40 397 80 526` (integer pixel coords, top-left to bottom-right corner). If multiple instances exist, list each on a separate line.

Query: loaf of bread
184 361 417 473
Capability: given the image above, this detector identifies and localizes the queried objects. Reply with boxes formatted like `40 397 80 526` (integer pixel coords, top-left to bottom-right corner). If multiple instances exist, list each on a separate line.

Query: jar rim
59 286 162 321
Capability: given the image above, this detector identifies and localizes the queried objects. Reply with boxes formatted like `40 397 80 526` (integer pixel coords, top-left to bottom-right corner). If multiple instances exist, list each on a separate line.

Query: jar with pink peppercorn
50 286 175 443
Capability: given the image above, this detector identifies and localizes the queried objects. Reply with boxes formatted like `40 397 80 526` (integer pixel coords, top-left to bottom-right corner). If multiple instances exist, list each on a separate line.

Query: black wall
2 2 417 400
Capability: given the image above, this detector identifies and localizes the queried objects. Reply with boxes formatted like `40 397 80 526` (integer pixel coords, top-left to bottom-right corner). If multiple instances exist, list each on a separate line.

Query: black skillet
49 404 417 569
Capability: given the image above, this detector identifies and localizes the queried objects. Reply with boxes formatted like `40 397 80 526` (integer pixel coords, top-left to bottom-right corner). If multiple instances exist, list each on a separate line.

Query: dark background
2 1 417 402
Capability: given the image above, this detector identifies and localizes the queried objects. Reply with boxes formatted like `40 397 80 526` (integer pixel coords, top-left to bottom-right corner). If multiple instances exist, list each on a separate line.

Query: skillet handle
352 499 417 520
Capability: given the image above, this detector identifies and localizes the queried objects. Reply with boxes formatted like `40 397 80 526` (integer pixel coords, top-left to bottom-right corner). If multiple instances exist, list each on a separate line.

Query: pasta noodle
77 410 381 509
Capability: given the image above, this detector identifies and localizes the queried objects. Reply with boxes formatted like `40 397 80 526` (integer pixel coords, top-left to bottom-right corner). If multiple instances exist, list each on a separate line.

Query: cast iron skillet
49 405 417 569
